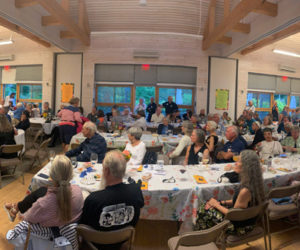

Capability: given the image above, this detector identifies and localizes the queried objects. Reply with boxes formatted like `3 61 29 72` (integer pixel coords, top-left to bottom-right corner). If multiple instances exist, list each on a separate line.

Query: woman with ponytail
4 155 83 226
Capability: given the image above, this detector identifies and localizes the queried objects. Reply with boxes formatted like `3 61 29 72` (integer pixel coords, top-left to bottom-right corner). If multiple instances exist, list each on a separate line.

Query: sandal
3 204 17 222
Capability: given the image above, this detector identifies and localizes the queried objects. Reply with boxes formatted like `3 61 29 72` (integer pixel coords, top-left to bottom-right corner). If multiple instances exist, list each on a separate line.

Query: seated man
245 111 256 134
80 150 144 249
281 125 300 153
66 121 107 163
151 106 164 123
13 103 25 121
158 117 174 135
217 126 245 163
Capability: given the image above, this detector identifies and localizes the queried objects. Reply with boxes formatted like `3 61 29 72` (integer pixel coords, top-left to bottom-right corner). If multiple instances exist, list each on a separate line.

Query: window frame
17 83 43 104
95 84 134 111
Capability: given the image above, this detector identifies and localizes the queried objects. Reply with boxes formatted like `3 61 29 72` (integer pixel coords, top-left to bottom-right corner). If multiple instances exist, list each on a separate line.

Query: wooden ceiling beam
15 0 38 8
0 16 51 47
217 36 232 45
202 0 264 50
223 0 230 18
232 22 251 34
253 1 278 17
78 0 90 35
60 30 76 39
203 0 216 39
240 22 300 55
42 16 60 26
36 0 90 45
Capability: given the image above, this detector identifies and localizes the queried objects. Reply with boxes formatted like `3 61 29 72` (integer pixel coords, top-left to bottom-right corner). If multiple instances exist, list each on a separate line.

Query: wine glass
49 150 55 163
90 153 98 166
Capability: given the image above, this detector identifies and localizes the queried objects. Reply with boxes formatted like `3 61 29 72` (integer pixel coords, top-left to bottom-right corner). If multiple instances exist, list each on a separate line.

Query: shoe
3 204 17 222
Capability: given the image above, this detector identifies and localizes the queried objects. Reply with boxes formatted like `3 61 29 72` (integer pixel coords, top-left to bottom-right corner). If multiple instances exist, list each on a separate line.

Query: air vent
279 64 296 73
0 54 14 61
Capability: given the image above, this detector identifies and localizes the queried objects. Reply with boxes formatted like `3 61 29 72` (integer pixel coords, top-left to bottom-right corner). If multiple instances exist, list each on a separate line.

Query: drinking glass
157 160 164 170
49 150 55 163
90 153 98 166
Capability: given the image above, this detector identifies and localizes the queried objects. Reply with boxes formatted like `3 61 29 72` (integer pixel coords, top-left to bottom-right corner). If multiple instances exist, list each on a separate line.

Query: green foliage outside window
135 86 155 105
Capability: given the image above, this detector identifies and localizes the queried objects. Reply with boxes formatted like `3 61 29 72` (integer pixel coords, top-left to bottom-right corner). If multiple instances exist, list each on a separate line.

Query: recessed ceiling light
273 49 300 58
139 0 147 6
0 39 13 46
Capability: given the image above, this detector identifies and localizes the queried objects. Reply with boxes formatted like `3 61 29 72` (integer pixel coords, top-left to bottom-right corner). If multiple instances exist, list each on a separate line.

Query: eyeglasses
163 176 176 183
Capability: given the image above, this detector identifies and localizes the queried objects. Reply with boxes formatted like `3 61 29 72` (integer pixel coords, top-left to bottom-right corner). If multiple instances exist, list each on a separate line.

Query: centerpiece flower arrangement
122 150 131 162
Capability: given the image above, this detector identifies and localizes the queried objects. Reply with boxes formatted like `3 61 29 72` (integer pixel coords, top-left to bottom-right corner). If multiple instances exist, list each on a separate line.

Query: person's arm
184 145 191 166
169 136 190 158
74 111 82 123
22 195 50 224
66 143 83 158
206 136 215 152
134 142 146 165
203 148 210 161
86 136 107 163
57 110 62 117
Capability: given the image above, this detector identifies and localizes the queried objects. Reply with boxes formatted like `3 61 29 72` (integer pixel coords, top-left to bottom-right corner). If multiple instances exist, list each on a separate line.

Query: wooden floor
1 166 300 250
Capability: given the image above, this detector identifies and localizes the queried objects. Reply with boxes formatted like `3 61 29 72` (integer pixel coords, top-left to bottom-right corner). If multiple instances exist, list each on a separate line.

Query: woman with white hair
205 120 218 153
125 127 146 165
167 121 193 159
248 121 264 149
4 155 83 225
13 102 25 121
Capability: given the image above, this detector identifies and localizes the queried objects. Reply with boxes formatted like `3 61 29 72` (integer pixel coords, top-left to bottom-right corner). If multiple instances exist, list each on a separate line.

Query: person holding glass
184 129 209 165
66 122 107 163
124 127 146 166
257 128 283 161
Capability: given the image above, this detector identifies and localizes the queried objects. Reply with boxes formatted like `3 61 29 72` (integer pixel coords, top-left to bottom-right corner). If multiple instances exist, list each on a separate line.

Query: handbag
217 171 240 183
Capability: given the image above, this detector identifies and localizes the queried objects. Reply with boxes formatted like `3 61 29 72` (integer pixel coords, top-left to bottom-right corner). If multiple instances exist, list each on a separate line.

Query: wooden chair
266 183 300 250
146 145 163 153
0 144 24 188
76 224 135 250
23 137 51 168
71 143 80 150
168 220 230 250
223 202 268 250
147 127 157 133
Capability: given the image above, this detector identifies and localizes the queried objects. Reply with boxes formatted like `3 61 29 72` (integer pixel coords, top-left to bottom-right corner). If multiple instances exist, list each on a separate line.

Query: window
247 91 272 120
1 84 17 105
135 86 155 106
19 84 42 100
274 94 288 113
96 85 133 112
290 96 300 109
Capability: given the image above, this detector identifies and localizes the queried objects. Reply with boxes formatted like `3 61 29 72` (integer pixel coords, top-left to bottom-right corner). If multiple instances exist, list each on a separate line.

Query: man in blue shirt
13 103 25 121
217 126 245 163
245 111 256 134
66 121 107 163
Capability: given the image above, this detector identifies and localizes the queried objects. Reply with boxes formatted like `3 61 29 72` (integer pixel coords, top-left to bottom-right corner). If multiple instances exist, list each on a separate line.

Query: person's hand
292 147 298 153
207 198 220 208
205 202 212 210
217 152 223 159
167 151 172 157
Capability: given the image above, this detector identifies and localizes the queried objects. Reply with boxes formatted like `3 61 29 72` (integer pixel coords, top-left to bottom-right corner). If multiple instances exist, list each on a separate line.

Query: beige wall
232 44 300 116
79 33 220 114
0 27 61 107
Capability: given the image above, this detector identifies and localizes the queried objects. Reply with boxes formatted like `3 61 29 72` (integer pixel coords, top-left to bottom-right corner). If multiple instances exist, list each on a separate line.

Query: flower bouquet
122 150 131 162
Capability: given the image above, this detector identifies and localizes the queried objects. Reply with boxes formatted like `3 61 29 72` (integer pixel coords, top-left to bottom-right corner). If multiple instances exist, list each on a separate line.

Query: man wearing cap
248 121 264 149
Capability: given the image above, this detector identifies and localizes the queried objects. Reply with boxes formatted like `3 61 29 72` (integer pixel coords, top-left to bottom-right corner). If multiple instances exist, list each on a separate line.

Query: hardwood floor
1 166 300 250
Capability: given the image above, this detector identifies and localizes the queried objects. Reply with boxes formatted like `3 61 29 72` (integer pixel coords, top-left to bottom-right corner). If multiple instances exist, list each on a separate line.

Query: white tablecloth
29 118 60 135
15 129 25 153
28 157 300 224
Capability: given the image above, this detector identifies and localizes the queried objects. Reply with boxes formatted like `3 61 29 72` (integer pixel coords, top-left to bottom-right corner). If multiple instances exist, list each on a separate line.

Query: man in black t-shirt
80 150 144 249
163 96 178 115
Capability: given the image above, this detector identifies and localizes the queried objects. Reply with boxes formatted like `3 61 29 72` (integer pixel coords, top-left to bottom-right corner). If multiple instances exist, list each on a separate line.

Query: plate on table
80 175 96 185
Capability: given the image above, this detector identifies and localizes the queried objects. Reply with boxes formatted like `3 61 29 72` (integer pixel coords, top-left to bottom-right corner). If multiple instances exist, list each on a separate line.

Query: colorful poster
61 83 74 103
215 89 229 110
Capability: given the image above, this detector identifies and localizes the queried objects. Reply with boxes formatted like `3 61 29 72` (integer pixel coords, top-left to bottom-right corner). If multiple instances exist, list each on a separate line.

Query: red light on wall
141 64 150 71
282 76 288 82
4 65 10 71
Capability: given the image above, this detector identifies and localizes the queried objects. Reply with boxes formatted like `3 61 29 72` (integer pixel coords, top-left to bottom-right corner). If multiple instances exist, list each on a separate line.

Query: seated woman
32 103 40 118
167 121 193 159
205 121 219 154
257 128 283 161
0 114 17 158
25 103 33 118
184 129 209 165
194 150 265 235
124 127 146 166
158 117 174 135
15 111 30 131
132 110 147 131
4 155 83 225
248 121 264 149
261 115 275 131
190 114 200 128
96 109 108 131
110 109 123 130
221 112 232 125
77 107 90 133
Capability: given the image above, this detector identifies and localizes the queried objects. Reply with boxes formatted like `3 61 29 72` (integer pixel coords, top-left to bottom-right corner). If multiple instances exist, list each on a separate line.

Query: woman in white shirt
132 110 147 131
167 121 193 159
125 127 146 166
257 127 283 161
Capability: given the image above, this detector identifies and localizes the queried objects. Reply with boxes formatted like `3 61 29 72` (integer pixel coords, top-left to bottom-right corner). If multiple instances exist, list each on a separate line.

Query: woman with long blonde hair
0 114 18 158
4 155 83 225
194 150 265 235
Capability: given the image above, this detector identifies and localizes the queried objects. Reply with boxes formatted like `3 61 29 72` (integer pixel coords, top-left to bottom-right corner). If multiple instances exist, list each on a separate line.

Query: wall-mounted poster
61 83 74 103
215 89 229 110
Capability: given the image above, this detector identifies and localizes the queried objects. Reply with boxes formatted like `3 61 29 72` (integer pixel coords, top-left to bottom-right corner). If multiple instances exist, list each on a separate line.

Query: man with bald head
66 121 106 163
217 126 245 163
80 150 144 249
